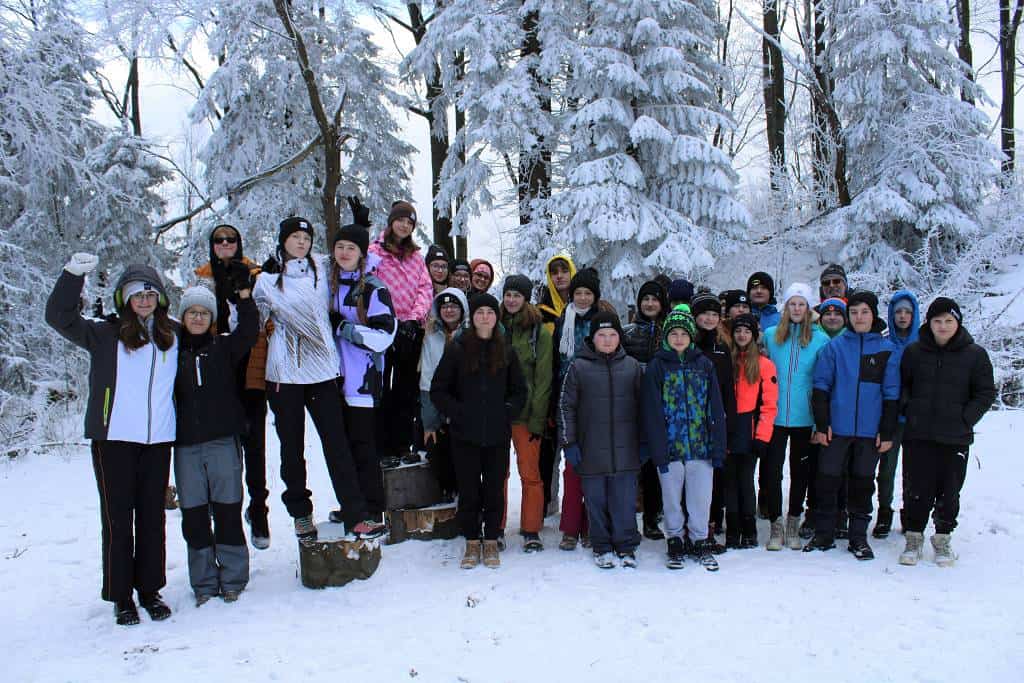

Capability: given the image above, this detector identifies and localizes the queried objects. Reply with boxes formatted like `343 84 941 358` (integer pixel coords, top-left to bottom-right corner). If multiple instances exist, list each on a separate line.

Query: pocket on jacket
859 351 890 384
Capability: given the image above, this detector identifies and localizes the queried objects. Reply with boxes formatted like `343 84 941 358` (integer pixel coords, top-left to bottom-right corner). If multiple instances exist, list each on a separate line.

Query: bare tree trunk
999 0 1023 177
454 51 468 260
518 8 551 233
806 0 848 207
762 0 786 189
126 56 141 135
956 0 975 105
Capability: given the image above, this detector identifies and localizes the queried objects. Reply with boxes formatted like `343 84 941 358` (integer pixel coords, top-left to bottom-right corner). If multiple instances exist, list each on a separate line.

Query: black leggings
241 388 269 514
343 405 385 517
724 452 757 537
452 439 509 540
762 426 816 521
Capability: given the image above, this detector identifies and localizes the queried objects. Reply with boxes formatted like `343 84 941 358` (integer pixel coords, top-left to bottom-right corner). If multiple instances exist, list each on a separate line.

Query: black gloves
347 196 371 228
329 310 344 334
227 259 252 292
261 256 280 275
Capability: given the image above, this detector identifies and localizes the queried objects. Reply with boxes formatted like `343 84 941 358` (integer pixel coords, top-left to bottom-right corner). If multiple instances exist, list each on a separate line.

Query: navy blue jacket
812 323 900 440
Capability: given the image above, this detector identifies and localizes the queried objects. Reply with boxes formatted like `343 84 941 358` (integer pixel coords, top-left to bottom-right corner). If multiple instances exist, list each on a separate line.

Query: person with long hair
762 283 830 550
500 275 553 552
430 294 527 569
253 217 385 542
326 219 398 524
726 314 778 548
46 256 178 625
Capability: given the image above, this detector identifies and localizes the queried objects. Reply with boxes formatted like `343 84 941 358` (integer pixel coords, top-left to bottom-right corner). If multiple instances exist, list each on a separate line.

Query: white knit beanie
179 285 218 322
782 282 817 309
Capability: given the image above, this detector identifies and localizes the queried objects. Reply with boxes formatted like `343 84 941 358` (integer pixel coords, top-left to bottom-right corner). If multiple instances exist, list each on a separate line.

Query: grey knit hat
179 285 218 322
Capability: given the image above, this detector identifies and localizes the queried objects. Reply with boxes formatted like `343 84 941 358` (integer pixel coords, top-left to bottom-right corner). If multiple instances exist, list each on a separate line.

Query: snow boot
798 517 815 540
294 515 317 541
594 551 616 569
558 534 578 551
195 594 213 608
785 515 803 550
872 508 893 539
835 511 849 539
461 540 482 569
643 521 665 540
221 590 241 603
766 519 784 551
666 537 686 569
694 539 719 572
618 551 638 568
482 540 501 568
139 591 172 621
351 519 387 540
803 534 836 552
899 531 924 566
115 599 140 626
246 508 270 550
847 537 875 561
523 532 544 553
931 533 957 567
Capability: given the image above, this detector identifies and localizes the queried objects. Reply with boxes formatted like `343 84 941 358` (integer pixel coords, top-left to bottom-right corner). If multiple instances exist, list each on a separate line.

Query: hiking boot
694 539 719 572
139 591 172 621
899 531 924 566
666 537 686 569
351 519 387 540
594 551 616 569
460 539 482 569
766 519 784 551
558 534 578 551
115 599 140 626
221 590 241 603
482 540 501 568
785 516 802 550
835 511 849 539
522 532 544 553
847 537 875 561
617 551 637 568
872 508 893 539
643 521 665 540
294 516 317 541
931 533 957 567
246 508 270 550
803 534 836 552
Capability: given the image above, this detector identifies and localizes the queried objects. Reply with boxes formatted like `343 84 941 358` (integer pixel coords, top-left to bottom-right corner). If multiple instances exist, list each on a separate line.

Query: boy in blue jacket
805 290 900 560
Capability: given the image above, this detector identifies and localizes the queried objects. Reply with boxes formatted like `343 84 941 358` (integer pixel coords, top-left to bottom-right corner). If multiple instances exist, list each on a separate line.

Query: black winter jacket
696 331 739 451
558 344 644 476
175 297 259 446
621 315 662 366
430 334 528 446
900 325 996 446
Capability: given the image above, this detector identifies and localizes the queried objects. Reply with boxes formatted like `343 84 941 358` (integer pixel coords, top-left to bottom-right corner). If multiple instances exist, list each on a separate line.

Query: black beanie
278 216 315 247
723 289 749 312
503 274 533 301
668 278 694 304
588 310 623 339
469 292 500 318
731 313 759 336
847 289 880 320
820 263 847 284
926 297 963 325
747 271 775 300
636 280 668 313
569 267 601 302
330 223 370 256
691 292 721 318
451 258 471 274
425 244 450 266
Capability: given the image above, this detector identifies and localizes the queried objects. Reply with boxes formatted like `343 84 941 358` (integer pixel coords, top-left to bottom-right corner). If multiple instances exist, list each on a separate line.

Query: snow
3 411 1024 682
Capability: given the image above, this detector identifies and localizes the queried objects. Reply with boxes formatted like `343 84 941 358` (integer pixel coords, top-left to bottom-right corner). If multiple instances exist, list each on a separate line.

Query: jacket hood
207 224 244 266
578 342 627 362
113 264 168 310
430 286 470 323
540 254 577 315
887 289 920 348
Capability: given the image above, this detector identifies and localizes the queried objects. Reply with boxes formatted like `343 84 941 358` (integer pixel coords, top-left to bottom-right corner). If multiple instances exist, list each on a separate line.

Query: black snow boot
872 508 893 539
666 537 686 569
694 539 720 572
803 534 836 552
114 598 140 626
848 537 875 561
643 520 665 540
139 591 172 621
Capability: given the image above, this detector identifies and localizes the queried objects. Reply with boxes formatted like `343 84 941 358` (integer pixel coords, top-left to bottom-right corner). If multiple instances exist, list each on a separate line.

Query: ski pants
724 451 757 538
581 473 641 554
343 404 385 518
452 439 508 540
902 440 969 535
240 388 269 516
814 436 881 541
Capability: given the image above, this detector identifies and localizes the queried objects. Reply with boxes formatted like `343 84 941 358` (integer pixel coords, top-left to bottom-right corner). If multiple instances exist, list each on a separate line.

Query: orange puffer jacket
734 352 779 444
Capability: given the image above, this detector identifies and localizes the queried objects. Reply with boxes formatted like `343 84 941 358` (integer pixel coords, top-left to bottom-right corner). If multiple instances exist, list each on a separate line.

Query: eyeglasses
213 236 238 245
429 263 449 272
472 272 490 280
439 303 462 311
185 309 212 320
129 291 158 303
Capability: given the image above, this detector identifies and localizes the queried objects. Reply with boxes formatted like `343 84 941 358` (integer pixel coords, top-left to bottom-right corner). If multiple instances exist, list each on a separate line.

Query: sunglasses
213 236 238 245
822 278 844 286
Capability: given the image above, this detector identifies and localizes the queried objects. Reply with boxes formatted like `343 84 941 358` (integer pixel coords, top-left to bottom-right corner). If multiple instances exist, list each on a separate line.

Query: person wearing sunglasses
819 263 848 301
194 224 272 550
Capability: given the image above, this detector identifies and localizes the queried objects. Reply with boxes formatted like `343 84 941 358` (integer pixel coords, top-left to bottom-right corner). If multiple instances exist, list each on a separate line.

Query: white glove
64 252 99 277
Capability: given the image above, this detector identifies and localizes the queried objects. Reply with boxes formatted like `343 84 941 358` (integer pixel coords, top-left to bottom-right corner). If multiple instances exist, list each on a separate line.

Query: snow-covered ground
3 411 1023 682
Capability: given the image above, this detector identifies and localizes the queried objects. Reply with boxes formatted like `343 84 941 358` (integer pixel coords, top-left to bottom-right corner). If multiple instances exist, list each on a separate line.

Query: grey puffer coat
558 344 644 476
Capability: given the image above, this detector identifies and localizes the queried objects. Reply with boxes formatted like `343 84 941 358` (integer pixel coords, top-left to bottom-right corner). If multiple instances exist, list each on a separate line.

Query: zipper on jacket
147 343 157 443
103 387 111 427
195 355 203 387
785 329 798 424
854 334 863 436
607 356 615 472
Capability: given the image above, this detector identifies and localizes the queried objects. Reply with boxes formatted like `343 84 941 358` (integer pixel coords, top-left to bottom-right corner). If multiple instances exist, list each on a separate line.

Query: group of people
45 199 997 626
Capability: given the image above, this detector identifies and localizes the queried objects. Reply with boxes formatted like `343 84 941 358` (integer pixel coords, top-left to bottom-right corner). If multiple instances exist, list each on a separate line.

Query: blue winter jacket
642 347 727 468
885 290 920 359
763 324 830 428
752 302 781 330
812 325 901 440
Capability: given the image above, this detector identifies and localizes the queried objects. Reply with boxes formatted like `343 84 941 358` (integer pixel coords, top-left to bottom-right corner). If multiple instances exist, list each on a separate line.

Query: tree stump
297 522 382 589
383 461 443 511
386 502 459 544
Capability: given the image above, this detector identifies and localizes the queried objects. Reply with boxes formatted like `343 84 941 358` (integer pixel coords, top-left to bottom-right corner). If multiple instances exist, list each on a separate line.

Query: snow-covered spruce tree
826 0 1000 292
554 0 749 307
192 0 413 257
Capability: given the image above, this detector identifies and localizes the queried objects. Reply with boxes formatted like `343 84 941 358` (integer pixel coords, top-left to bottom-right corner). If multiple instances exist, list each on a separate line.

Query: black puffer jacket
622 315 662 366
558 344 644 476
430 333 528 446
175 297 259 446
900 324 996 446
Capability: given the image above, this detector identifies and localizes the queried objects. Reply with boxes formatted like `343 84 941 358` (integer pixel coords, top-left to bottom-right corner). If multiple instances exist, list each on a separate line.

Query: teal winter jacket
763 323 830 428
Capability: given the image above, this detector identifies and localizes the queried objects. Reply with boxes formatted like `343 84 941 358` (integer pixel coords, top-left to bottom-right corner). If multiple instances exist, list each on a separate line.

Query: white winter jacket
253 254 339 386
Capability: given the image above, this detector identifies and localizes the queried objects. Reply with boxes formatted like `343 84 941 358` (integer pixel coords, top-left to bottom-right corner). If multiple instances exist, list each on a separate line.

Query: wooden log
386 502 459 544
383 461 442 511
297 522 382 589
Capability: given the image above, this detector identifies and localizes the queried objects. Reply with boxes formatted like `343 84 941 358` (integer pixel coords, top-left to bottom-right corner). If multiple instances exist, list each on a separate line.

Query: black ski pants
343 404 385 517
724 451 757 538
814 436 880 541
241 388 269 515
902 440 969 534
452 439 509 540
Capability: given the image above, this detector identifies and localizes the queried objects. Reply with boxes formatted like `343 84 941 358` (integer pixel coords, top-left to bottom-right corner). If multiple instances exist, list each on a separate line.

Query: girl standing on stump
253 217 385 542
46 256 178 626
430 294 527 570
174 285 257 606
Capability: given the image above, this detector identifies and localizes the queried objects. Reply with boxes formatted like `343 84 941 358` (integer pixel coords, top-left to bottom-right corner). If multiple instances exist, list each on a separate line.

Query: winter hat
746 271 775 301
588 310 623 340
723 289 749 312
926 297 963 325
209 224 243 260
470 258 495 288
425 244 450 267
388 200 417 228
451 258 471 275
730 313 759 337
469 292 500 318
691 292 722 319
330 223 370 256
847 289 880 321
436 291 465 316
820 263 847 285
121 280 161 303
892 298 915 313
782 282 817 309
662 307 697 345
503 274 533 301
179 285 218 323
637 280 668 308
568 268 601 302
819 297 847 316
278 216 315 247
668 278 695 305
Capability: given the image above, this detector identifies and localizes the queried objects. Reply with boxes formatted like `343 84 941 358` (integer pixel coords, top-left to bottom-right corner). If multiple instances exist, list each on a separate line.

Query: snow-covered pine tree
827 0 1000 292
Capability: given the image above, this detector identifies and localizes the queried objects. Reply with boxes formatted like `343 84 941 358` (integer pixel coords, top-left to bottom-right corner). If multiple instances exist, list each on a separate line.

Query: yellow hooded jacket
537 254 577 335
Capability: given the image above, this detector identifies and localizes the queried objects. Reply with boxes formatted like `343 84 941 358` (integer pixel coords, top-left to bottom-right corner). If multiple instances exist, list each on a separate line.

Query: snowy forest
3 0 1024 451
